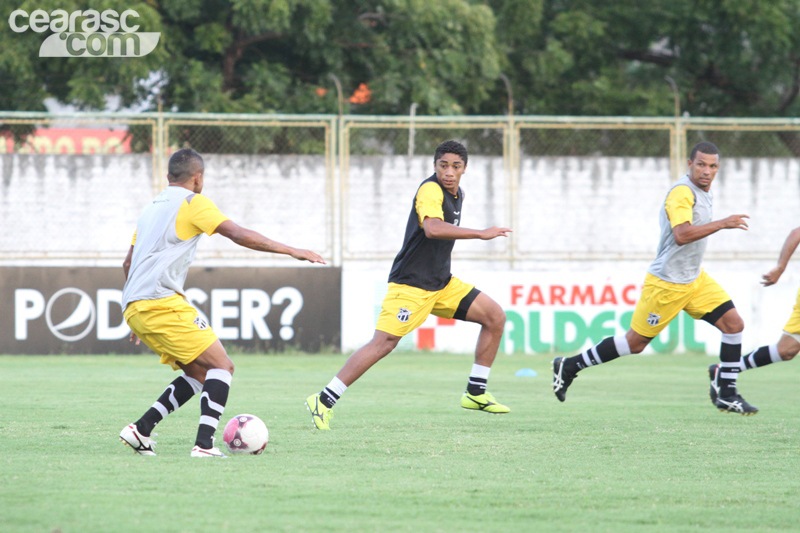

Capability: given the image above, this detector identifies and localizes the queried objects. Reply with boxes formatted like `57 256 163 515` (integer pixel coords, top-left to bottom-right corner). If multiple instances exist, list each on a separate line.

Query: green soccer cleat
461 391 510 414
306 393 334 430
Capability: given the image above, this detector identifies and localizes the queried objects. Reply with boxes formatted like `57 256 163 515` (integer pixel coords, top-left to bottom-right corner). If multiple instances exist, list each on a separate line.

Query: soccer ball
222 414 269 455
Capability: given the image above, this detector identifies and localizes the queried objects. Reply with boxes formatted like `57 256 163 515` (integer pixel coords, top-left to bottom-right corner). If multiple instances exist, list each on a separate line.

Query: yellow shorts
782 288 800 335
375 276 478 337
124 294 218 370
630 271 732 337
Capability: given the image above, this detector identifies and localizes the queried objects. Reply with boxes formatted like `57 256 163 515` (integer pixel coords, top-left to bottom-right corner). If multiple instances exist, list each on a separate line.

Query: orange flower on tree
349 83 371 104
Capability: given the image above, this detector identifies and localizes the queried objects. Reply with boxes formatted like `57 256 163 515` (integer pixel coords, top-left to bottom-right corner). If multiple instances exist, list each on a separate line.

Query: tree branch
222 29 284 92
617 49 675 67
777 59 800 114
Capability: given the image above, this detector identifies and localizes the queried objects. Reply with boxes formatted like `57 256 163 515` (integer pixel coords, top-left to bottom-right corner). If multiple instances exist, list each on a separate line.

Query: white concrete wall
5 152 799 354
0 153 330 258
5 153 797 258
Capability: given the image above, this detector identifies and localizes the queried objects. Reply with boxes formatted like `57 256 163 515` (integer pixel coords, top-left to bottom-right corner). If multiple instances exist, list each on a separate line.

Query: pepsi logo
44 288 96 342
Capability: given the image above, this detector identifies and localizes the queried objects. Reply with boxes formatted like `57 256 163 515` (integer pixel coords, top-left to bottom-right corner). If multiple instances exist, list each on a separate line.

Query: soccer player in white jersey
119 148 324 457
707 224 800 406
552 142 758 414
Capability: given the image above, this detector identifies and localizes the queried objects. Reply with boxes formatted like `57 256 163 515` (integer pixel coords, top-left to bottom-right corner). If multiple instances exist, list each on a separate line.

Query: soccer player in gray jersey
119 148 325 457
552 142 758 414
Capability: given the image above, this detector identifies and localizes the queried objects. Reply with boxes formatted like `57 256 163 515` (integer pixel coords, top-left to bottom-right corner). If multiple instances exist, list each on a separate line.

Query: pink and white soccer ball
222 414 269 455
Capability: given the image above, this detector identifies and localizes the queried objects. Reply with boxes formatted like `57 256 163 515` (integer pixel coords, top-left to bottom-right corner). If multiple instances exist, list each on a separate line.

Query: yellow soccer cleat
461 391 510 414
305 393 334 430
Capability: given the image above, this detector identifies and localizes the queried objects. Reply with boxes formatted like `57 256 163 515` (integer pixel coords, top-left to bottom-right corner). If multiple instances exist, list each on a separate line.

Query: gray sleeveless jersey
122 187 204 308
647 175 712 284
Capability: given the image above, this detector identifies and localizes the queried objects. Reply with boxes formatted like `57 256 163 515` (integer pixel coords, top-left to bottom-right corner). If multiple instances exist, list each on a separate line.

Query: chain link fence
3 112 800 263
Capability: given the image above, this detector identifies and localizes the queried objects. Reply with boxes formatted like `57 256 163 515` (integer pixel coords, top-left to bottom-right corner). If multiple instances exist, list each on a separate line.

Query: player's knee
486 307 506 333
720 314 744 334
373 333 400 357
779 347 799 360
218 356 235 375
628 339 647 354
625 332 649 354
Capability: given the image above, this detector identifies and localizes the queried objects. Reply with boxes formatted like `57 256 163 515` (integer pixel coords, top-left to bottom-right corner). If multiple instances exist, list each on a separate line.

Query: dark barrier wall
1 267 341 354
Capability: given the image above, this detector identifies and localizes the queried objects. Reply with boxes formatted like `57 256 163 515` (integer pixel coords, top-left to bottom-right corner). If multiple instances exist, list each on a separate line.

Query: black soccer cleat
552 356 578 402
708 364 720 405
715 393 759 415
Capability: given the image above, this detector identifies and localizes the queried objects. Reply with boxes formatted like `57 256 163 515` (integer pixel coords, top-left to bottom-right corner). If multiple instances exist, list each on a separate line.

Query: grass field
1 352 798 533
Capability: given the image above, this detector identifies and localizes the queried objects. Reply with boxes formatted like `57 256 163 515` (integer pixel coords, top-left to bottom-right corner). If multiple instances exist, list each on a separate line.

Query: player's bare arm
672 214 749 246
121 245 141 345
762 226 800 286
215 219 326 264
122 245 134 279
422 217 511 241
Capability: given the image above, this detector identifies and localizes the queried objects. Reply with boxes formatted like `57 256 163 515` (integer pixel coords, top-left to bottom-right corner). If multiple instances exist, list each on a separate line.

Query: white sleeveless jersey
647 175 712 284
123 187 223 308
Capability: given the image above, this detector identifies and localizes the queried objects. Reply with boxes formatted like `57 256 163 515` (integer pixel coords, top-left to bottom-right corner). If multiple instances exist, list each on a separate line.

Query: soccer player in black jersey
306 140 512 429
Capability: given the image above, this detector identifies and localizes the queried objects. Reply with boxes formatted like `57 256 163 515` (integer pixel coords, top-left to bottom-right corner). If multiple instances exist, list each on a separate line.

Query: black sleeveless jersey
388 174 464 291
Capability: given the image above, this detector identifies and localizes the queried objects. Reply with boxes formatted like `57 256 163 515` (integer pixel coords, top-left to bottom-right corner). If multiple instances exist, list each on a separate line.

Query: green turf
1 352 798 533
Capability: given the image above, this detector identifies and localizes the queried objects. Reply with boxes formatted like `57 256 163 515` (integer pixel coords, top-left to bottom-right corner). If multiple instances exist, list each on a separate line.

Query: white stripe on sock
206 368 232 386
581 350 593 367
721 332 743 345
200 392 225 414
470 364 491 380
720 371 739 379
181 374 203 394
152 401 169 418
614 334 632 356
199 415 220 429
768 344 782 364
590 345 600 364
166 385 180 411
326 376 348 397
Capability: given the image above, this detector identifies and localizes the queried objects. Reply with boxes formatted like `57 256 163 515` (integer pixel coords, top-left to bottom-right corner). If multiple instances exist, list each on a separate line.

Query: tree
492 0 800 118
2 0 800 126
0 1 167 112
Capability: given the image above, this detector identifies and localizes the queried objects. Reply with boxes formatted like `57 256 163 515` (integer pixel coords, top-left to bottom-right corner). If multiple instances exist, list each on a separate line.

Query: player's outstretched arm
672 214 749 245
215 220 326 264
423 217 512 240
762 226 800 286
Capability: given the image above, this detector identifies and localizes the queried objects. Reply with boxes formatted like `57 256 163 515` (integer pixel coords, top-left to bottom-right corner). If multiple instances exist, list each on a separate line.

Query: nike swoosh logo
454 211 460 214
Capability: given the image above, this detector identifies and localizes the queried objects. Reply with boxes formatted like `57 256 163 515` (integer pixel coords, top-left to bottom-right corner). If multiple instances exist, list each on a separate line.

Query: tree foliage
2 0 800 118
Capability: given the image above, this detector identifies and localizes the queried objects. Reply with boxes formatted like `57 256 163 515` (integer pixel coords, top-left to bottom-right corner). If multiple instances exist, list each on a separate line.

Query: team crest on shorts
647 312 661 326
396 308 411 323
194 316 209 330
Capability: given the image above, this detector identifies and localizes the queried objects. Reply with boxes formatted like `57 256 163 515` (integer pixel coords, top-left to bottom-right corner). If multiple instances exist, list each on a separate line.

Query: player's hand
722 214 749 230
480 226 512 240
129 332 140 345
761 266 784 286
291 248 326 264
